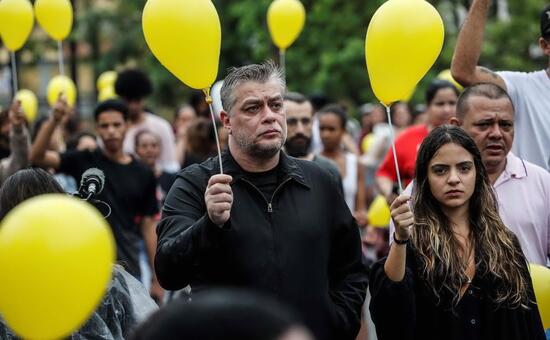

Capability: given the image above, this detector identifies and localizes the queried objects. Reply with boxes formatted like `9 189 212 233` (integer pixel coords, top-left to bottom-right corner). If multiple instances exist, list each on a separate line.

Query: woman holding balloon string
375 80 459 202
369 125 545 340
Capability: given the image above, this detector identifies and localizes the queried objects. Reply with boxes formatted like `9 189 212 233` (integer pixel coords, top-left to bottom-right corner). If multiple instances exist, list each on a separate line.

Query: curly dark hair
114 69 153 100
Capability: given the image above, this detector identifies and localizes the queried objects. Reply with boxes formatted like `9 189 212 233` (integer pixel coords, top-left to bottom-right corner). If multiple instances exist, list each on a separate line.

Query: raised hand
9 100 26 131
51 95 70 124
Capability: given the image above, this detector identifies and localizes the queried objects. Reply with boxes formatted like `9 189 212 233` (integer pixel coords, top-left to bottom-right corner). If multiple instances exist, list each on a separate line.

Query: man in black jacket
156 61 368 340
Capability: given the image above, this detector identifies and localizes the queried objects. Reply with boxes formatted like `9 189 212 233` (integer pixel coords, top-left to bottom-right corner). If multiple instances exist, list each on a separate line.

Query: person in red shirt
376 80 459 201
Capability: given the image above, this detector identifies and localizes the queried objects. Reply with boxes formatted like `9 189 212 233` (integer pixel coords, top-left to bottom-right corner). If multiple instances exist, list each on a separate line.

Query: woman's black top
369 239 545 340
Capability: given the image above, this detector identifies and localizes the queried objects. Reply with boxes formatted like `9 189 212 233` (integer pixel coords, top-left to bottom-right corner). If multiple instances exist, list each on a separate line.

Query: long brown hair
412 125 530 308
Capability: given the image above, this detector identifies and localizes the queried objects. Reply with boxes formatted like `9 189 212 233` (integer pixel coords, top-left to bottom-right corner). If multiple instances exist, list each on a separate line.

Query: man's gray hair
220 60 286 114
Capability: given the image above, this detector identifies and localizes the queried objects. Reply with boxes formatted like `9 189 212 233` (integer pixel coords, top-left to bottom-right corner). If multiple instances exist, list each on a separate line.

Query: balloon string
203 87 223 174
279 49 286 79
58 40 65 76
10 52 18 94
384 103 403 193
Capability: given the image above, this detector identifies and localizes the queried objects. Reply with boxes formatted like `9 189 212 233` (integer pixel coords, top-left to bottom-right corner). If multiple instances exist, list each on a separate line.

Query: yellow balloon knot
202 88 213 105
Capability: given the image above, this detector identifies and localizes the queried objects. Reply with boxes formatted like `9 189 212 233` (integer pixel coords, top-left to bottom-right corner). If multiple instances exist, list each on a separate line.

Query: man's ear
220 110 231 133
449 117 462 126
539 37 550 56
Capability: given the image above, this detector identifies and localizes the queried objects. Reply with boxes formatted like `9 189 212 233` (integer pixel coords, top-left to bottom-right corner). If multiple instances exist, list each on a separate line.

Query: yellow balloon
34 0 73 41
267 0 306 51
96 71 117 91
361 133 375 154
0 194 115 340
367 195 391 228
15 89 38 122
47 75 77 107
437 69 464 92
98 86 117 102
365 0 444 105
529 264 550 330
142 0 221 90
0 0 34 51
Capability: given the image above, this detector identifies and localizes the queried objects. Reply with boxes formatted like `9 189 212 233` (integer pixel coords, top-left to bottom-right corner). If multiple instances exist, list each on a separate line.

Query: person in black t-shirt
30 98 163 302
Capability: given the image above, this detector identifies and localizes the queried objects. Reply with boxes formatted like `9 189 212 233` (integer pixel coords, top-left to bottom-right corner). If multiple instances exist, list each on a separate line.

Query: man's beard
284 134 311 158
233 131 284 160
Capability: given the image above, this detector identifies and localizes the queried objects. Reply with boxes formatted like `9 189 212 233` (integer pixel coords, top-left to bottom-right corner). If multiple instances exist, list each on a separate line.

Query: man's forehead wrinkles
239 94 282 105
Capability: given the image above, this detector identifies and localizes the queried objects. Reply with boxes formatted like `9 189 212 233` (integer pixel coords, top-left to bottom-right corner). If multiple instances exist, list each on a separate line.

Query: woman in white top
318 104 368 227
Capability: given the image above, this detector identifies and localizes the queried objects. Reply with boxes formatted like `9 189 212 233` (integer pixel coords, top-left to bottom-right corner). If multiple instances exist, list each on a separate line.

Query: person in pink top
115 69 180 173
391 83 550 265
450 83 550 265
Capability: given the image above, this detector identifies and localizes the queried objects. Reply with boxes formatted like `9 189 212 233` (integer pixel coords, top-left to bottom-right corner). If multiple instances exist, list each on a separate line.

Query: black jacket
369 241 545 340
156 150 368 340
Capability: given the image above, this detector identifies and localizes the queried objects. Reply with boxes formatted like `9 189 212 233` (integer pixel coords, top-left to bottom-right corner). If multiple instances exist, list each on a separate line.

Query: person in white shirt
115 69 180 173
451 1 550 170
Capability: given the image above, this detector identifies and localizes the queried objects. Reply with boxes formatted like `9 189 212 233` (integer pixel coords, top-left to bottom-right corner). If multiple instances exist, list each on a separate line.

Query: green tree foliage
74 0 548 113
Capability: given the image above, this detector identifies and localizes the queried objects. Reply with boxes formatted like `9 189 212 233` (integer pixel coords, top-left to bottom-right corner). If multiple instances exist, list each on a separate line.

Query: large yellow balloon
34 0 73 41
0 194 115 340
529 264 550 330
142 0 221 90
96 71 117 91
0 0 34 52
267 0 306 51
365 0 444 105
367 195 391 228
15 89 38 122
47 75 77 107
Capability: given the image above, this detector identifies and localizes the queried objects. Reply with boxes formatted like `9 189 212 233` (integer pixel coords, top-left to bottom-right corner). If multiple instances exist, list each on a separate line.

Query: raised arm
29 98 69 169
369 194 417 340
1 101 30 179
451 0 507 89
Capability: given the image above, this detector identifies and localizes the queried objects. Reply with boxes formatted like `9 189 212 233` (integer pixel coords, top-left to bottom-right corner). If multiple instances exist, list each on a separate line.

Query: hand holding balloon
14 90 38 122
390 195 413 240
51 96 70 124
47 75 77 108
8 101 26 132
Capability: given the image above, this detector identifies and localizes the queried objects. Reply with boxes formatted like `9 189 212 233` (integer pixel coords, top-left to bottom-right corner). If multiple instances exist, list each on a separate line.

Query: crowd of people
0 1 549 339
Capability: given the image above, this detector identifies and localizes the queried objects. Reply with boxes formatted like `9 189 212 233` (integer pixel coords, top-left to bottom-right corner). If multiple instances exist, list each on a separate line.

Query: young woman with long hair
369 125 544 340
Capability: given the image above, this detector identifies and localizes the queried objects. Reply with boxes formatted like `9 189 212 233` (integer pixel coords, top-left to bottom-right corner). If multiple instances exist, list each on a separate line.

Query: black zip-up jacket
156 150 368 340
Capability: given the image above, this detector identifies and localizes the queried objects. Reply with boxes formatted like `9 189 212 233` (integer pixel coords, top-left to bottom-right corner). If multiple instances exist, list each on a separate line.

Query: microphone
79 168 105 198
